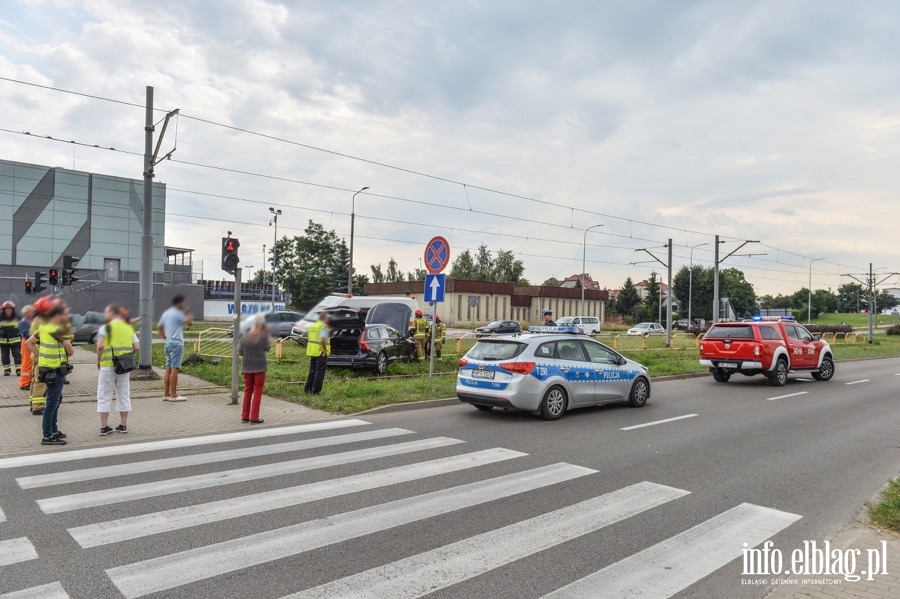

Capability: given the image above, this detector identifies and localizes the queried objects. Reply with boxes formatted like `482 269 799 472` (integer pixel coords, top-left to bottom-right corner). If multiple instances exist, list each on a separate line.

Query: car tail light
754 344 761 356
459 358 469 367
359 331 369 352
499 361 535 375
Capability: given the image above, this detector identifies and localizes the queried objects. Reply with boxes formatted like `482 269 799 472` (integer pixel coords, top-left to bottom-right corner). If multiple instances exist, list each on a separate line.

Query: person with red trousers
238 315 271 424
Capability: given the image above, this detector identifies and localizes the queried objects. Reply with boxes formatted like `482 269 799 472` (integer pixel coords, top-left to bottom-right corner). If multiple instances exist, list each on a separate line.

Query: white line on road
542 502 801 599
845 379 870 385
620 414 698 431
0 537 38 567
0 582 69 599
18 428 413 489
38 437 463 514
70 448 527 548
0 419 370 469
767 391 809 401
278 482 690 599
0 504 5 524
105 465 606 599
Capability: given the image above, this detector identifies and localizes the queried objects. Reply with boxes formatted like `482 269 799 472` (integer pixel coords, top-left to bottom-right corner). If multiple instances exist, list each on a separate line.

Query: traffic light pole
230 268 242 405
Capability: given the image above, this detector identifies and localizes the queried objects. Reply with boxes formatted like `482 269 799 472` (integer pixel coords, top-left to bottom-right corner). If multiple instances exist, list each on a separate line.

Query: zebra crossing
0 418 801 598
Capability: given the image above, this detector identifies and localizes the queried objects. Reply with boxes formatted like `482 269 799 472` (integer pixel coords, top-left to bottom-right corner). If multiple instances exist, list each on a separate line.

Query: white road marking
767 391 809 401
277 482 690 599
0 419 369 469
0 582 70 599
0 504 5 523
37 437 462 514
106 463 601 598
620 414 698 431
18 428 413 489
0 537 38 567
70 448 526 548
845 379 870 385
542 502 801 599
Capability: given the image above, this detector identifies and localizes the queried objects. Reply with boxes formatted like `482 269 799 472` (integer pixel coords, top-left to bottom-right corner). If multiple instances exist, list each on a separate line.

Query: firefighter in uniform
18 304 35 390
432 315 447 358
0 301 22 377
413 309 430 362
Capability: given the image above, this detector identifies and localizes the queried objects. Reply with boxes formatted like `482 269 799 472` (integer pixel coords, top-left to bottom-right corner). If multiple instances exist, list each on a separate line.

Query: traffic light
33 271 47 293
222 237 240 273
25 280 33 294
48 268 59 286
62 255 80 286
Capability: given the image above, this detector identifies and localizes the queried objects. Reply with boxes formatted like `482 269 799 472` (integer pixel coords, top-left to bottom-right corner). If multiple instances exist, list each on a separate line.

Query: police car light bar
528 325 581 334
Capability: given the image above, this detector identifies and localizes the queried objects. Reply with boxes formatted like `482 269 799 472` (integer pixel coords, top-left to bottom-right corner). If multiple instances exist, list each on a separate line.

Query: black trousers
1 343 21 373
305 356 328 394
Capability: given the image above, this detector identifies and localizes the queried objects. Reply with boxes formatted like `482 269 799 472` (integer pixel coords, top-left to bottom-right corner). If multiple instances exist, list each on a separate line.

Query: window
467 340 526 361
792 326 813 342
759 326 781 340
536 342 556 359
784 326 801 340
705 325 755 339
557 339 586 362
582 341 618 364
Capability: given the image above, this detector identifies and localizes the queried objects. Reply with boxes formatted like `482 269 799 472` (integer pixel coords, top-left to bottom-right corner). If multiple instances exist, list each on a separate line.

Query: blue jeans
42 374 64 439
165 340 184 369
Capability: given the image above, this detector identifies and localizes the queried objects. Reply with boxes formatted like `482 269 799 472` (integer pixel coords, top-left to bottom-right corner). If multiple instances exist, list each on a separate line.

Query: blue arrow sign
425 273 446 303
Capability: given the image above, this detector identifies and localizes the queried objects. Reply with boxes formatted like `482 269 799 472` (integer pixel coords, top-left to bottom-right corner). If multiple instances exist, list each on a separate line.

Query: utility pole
842 264 899 344
713 237 763 322
634 242 673 348
138 87 179 372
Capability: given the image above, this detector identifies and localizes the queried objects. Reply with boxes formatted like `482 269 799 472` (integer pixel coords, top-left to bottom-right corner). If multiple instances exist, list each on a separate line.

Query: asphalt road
0 357 897 598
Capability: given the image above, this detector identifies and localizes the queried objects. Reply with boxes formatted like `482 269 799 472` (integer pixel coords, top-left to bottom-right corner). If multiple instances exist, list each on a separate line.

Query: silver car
456 333 651 420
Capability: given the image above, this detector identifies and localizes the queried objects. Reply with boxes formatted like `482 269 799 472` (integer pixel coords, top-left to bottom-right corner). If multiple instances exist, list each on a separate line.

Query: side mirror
617 356 627 366
813 334 821 341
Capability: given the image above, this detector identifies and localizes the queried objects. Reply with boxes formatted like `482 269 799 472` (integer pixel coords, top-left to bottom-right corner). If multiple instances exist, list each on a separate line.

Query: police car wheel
539 386 568 420
474 405 494 412
628 378 649 407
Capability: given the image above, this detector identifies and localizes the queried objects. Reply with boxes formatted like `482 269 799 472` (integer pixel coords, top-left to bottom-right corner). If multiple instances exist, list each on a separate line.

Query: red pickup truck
699 317 835 386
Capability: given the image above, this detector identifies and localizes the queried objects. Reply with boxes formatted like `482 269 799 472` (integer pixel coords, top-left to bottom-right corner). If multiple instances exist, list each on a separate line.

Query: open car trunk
324 302 412 356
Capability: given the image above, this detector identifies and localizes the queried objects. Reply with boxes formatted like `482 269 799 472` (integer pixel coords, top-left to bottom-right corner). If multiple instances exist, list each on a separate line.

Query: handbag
106 324 137 375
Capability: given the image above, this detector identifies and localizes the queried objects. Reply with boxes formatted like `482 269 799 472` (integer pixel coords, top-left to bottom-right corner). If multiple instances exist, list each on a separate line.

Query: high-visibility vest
435 322 446 342
0 317 20 345
306 320 330 357
414 317 429 338
99 320 134 368
37 323 65 368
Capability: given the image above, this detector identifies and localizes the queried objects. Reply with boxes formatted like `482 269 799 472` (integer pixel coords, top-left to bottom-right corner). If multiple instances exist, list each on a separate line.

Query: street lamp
808 258 825 323
269 207 282 312
261 244 266 301
581 224 603 317
348 186 369 294
688 242 709 325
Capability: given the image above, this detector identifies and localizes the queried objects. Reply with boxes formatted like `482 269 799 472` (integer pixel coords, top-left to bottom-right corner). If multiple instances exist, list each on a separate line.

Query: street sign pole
230 267 242 405
429 302 437 386
423 237 451 388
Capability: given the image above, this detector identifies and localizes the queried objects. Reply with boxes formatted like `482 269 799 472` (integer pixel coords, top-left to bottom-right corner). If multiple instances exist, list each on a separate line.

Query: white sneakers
164 396 187 402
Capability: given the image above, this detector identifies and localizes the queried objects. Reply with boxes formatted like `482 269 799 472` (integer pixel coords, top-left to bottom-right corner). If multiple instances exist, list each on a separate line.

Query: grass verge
867 476 900 534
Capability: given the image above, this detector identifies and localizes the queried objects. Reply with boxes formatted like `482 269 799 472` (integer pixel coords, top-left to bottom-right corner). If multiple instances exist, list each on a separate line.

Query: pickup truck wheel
769 358 788 387
628 378 649 407
712 370 731 383
539 386 568 420
375 351 388 375
812 355 834 381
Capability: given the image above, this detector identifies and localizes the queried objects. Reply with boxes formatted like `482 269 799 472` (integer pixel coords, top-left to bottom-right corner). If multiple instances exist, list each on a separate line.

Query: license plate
719 362 738 369
471 369 495 380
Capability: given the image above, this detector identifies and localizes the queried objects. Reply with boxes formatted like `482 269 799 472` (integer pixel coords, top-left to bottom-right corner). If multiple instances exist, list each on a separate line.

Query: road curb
356 397 459 415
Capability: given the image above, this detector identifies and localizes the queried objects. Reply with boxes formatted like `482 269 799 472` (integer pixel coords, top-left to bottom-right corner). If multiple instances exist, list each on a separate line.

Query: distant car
457 332 651 420
674 320 691 331
71 311 106 344
474 320 523 336
626 322 665 336
556 316 601 335
228 311 305 339
325 302 414 373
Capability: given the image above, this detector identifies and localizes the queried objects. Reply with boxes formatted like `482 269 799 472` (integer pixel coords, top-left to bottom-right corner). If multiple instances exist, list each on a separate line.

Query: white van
557 315 602 335
291 294 419 336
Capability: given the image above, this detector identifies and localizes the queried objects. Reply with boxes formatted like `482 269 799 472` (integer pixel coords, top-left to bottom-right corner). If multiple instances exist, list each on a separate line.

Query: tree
330 240 351 294
406 268 427 282
493 249 525 283
836 283 863 313
877 289 899 310
450 250 477 279
271 220 347 307
474 244 493 281
385 257 404 283
617 277 641 320
370 263 385 284
642 272 660 322
720 268 756 318
672 265 713 321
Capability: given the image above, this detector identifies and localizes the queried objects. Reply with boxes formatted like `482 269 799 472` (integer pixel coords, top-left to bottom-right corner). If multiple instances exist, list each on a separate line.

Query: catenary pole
712 235 720 323
666 239 672 348
138 86 154 369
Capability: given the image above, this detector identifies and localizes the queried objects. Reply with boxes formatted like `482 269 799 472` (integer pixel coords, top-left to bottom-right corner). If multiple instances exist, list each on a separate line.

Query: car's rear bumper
700 359 763 370
327 353 376 369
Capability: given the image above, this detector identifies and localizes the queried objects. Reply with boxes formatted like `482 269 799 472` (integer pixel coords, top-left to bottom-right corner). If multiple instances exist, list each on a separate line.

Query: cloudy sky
2 0 899 295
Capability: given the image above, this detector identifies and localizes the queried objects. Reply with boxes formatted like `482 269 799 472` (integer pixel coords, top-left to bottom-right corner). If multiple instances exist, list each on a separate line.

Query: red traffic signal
48 268 59 286
221 237 240 274
25 280 33 294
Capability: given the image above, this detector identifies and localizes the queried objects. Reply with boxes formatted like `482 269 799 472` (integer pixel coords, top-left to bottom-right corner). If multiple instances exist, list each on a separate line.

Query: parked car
457 332 651 420
626 322 665 336
292 294 419 337
673 319 691 331
228 311 304 339
474 320 523 336
325 302 414 373
71 311 106 344
556 316 601 334
699 316 834 386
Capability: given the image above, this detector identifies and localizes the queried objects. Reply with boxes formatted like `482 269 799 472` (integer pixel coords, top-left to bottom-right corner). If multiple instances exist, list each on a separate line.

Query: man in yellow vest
432 314 447 358
304 311 331 395
26 299 74 446
96 304 139 435
413 309 430 362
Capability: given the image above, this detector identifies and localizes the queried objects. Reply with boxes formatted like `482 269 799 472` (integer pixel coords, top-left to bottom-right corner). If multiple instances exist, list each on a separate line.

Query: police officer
0 301 22 377
432 315 447 358
413 309 430 362
542 308 557 327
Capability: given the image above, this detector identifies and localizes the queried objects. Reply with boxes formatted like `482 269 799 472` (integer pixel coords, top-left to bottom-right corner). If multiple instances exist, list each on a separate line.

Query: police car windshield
467 340 526 361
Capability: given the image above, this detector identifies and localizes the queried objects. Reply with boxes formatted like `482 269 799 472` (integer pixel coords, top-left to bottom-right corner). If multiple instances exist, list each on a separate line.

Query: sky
2 0 899 296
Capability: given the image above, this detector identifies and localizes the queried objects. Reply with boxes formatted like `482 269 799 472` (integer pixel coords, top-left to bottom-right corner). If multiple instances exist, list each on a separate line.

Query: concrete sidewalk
0 346 332 457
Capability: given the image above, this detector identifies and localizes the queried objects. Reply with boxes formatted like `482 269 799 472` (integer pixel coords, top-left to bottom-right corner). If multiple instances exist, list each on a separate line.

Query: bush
886 324 900 336
804 324 854 334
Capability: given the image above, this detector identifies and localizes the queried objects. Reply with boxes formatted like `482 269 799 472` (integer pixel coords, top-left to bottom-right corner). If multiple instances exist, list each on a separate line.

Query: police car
456 326 651 420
